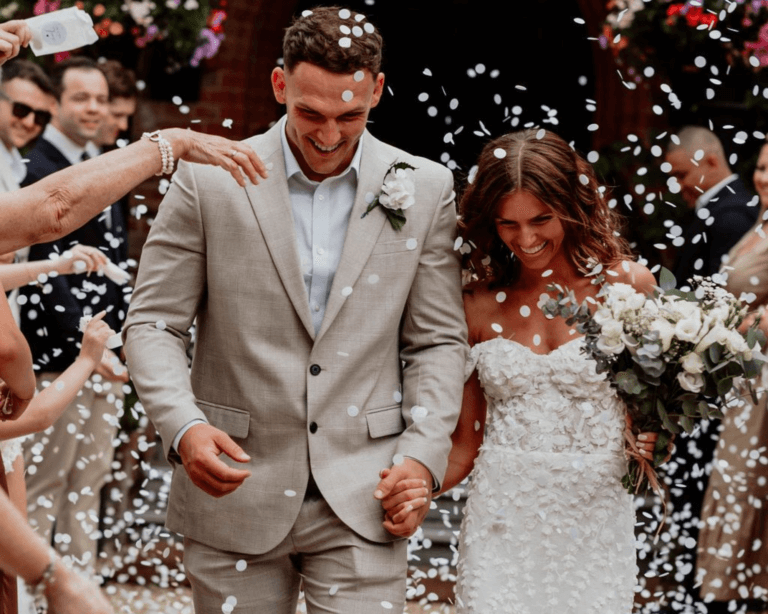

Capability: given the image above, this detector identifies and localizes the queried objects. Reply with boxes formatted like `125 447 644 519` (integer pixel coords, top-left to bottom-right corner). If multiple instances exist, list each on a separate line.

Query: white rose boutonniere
362 161 417 231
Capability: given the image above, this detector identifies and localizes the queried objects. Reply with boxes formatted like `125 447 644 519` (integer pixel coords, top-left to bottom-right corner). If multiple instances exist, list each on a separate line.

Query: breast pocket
366 404 406 439
370 239 417 256
195 400 250 439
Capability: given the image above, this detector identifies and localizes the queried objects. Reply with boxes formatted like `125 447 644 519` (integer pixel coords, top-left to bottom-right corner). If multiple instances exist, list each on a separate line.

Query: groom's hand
178 423 251 498
374 458 433 537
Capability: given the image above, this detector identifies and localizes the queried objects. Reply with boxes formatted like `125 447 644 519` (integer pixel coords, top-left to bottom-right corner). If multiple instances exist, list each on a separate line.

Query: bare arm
440 370 487 493
0 244 108 291
0 128 267 254
0 489 113 614
0 314 112 438
0 283 35 415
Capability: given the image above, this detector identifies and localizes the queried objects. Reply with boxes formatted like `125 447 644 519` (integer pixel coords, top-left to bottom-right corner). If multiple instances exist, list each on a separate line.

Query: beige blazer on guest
124 121 468 554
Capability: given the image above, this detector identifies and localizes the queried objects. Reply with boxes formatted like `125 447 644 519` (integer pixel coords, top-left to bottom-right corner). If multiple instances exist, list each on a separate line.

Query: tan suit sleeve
395 172 468 491
123 160 209 462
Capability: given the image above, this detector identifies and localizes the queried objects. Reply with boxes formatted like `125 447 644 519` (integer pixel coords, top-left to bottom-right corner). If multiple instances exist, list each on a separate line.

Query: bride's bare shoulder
608 260 656 294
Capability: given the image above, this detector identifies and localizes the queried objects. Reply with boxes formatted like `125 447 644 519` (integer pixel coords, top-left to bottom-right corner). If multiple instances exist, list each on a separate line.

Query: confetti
541 270 553 277
533 334 541 346
339 37 352 48
347 406 359 417
354 70 365 82
496 292 506 303
520 305 531 317
338 8 351 18
394 390 402 402
364 23 375 33
392 454 404 466
329 585 339 596
406 238 418 250
493 148 507 159
491 323 503 333
235 559 247 572
284 490 297 497
342 90 354 102
341 286 353 297
368 274 379 284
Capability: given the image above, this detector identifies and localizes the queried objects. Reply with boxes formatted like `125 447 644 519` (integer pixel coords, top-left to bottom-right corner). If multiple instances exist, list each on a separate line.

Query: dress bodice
468 337 625 455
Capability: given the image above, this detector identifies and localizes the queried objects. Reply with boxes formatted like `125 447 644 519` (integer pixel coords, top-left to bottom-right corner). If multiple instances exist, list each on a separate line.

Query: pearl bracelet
142 130 175 176
28 548 57 603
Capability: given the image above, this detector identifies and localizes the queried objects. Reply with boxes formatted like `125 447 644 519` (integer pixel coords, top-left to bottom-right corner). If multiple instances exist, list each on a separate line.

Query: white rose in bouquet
626 292 646 311
680 352 706 374
596 335 625 355
593 306 614 327
695 323 731 353
650 317 676 352
644 298 660 315
707 304 730 325
379 168 416 211
607 283 637 301
674 312 702 343
677 370 706 393
723 329 749 356
601 319 623 339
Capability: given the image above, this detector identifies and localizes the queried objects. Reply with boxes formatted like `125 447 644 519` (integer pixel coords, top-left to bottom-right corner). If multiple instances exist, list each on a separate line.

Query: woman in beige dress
696 141 768 612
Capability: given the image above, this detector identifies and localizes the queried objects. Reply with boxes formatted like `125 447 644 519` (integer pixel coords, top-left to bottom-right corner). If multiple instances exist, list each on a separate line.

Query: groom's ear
272 67 287 104
370 72 385 108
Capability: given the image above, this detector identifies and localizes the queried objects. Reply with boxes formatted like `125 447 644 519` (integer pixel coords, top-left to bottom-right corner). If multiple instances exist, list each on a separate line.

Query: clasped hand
374 458 432 538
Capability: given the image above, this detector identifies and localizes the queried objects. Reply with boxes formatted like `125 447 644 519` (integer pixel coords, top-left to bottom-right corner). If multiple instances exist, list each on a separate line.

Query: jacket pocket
366 404 406 439
195 400 250 439
370 239 414 256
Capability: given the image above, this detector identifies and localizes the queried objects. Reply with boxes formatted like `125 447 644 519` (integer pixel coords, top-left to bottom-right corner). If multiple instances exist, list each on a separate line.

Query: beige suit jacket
124 122 468 554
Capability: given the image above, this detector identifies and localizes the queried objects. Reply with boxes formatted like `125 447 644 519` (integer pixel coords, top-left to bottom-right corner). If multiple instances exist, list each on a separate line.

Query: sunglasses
0 92 52 127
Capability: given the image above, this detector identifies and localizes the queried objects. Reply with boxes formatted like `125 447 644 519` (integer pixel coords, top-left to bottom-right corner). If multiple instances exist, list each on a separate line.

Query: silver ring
229 150 239 158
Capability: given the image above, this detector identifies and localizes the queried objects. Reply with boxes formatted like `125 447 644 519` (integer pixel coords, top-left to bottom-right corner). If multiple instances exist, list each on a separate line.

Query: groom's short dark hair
282 5 383 75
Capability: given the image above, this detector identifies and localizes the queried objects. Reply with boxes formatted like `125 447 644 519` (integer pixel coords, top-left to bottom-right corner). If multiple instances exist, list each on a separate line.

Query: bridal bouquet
541 270 765 494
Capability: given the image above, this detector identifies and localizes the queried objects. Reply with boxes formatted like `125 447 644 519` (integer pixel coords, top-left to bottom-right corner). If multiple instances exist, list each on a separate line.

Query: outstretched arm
0 128 267 254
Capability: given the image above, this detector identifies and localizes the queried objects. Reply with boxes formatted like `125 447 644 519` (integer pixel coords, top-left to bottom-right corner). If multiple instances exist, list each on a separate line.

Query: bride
390 129 660 613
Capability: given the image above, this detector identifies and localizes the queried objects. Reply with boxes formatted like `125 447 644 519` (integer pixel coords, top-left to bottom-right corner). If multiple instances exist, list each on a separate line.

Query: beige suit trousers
24 374 123 572
183 488 407 614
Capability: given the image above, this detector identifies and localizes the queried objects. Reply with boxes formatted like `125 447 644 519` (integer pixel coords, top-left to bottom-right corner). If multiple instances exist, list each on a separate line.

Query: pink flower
745 22 768 67
190 28 223 67
33 0 60 15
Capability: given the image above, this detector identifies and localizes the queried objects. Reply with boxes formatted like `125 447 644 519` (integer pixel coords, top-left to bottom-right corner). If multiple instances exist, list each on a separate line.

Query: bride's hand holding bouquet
543 268 766 494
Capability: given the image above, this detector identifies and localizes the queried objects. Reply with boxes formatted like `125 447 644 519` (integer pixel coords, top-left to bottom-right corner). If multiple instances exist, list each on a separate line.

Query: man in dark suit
662 125 758 613
666 125 758 288
19 56 129 575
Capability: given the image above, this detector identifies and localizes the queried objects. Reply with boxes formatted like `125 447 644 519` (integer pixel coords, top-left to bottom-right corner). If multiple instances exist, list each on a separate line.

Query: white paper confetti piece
406 238 418 250
493 148 507 159
284 490 297 497
496 292 506 303
365 192 376 204
533 334 541 346
341 286 353 297
410 406 428 422
393 390 402 402
339 8 351 18
368 274 380 284
340 24 351 35
342 90 354 102
392 455 404 466
491 323 503 333
364 23 374 33
354 70 365 82
474 420 481 431
541 270 553 277
520 305 531 317
454 237 464 251
301 10 313 17
329 585 339 596
352 25 363 37
347 406 359 417
155 320 167 330
235 559 247 572
339 37 352 48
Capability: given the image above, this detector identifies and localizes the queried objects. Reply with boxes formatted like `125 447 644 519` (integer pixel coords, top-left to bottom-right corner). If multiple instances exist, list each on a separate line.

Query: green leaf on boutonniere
361 160 417 232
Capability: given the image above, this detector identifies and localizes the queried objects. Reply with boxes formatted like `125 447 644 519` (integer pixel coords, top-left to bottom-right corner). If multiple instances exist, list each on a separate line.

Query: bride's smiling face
494 191 566 270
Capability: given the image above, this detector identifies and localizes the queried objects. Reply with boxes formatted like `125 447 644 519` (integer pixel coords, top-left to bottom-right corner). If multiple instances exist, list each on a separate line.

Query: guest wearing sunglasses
0 59 54 194
0 60 55 319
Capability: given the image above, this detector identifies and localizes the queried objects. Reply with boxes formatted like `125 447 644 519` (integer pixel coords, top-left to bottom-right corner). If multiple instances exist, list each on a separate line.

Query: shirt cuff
171 418 208 456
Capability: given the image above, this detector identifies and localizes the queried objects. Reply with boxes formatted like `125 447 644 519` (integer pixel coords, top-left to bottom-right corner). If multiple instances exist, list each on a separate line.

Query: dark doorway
291 0 596 182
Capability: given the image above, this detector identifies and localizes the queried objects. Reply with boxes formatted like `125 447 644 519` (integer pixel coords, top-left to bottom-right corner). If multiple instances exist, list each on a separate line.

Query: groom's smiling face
272 62 384 182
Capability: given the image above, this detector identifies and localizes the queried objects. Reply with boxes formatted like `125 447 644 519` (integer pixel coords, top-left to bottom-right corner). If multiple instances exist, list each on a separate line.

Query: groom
123 6 467 613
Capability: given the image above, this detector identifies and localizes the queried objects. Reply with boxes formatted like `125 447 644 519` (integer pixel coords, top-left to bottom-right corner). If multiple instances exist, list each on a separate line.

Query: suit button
309 422 318 434
310 364 321 376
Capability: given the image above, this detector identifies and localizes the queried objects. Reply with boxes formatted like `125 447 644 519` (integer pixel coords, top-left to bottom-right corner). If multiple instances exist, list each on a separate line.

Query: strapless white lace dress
456 337 637 613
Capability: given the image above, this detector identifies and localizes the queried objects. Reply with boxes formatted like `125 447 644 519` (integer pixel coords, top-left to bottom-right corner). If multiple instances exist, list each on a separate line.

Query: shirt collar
0 143 25 184
42 124 90 166
280 115 362 184
696 173 738 211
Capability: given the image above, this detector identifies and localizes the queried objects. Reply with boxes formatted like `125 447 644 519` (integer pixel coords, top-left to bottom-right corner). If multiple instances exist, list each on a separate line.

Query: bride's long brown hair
459 129 632 288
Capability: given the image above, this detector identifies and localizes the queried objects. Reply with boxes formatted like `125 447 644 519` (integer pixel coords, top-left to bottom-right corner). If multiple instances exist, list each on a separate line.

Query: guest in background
661 125 759 613
695 139 768 614
18 55 128 576
0 59 55 321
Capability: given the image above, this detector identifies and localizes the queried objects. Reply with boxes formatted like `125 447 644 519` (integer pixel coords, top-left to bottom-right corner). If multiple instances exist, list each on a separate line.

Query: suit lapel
317 134 389 341
243 127 315 339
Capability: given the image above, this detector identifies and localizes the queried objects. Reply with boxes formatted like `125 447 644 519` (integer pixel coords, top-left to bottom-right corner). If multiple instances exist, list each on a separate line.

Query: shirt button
313 304 320 312
310 364 321 376
317 247 325 255
318 195 325 201
309 422 318 434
